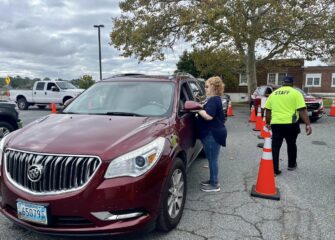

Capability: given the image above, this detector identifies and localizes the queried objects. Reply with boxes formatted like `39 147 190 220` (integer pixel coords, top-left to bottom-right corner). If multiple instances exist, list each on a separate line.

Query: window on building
267 73 287 85
239 73 247 86
332 73 335 87
305 73 321 87
268 73 276 84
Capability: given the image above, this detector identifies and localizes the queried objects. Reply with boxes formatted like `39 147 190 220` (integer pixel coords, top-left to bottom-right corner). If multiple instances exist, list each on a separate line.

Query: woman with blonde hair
197 76 227 192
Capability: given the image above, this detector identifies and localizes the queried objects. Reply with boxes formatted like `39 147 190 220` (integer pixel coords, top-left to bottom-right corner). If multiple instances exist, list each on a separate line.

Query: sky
0 0 328 81
0 0 187 81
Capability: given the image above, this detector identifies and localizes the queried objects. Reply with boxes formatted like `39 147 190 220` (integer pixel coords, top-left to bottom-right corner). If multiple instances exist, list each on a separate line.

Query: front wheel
157 158 187 231
17 98 28 110
0 121 15 138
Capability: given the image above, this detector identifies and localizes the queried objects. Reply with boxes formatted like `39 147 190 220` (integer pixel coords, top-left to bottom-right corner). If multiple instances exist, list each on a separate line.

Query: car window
178 82 193 116
64 81 175 117
258 86 267 96
47 82 58 91
188 81 205 102
294 87 307 96
57 82 76 89
36 82 45 91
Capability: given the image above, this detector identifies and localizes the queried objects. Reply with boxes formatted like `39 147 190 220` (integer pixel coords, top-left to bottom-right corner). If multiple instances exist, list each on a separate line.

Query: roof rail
110 73 145 78
172 72 195 78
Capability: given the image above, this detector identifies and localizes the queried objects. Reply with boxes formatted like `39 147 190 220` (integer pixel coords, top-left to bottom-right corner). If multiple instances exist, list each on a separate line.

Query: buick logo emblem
27 164 43 182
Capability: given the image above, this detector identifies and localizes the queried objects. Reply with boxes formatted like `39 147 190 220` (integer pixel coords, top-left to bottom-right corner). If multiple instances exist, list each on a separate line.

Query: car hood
6 114 167 159
304 95 322 103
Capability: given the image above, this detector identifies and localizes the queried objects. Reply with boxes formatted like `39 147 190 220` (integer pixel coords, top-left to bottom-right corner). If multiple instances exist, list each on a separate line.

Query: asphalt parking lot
1 105 335 240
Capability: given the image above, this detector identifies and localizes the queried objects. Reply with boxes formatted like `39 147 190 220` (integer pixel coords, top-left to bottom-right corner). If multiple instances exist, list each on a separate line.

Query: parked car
250 85 324 122
8 80 84 110
196 78 231 120
0 74 205 236
0 100 22 139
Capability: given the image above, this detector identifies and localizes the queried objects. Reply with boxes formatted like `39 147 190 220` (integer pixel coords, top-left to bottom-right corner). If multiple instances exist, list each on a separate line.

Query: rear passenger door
33 82 46 103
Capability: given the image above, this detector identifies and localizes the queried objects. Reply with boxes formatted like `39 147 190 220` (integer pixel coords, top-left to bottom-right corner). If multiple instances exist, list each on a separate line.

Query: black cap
283 76 294 84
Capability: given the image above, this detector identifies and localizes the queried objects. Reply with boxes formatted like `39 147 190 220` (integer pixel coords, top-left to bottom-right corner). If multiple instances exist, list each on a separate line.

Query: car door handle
45 92 47 95
34 92 36 94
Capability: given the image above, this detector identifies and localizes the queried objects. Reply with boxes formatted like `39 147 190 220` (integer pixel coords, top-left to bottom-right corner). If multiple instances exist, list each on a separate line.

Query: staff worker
265 76 312 176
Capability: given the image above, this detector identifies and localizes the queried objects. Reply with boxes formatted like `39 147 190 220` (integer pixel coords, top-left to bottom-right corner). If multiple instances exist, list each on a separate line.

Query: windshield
63 81 174 117
294 87 307 96
56 81 77 90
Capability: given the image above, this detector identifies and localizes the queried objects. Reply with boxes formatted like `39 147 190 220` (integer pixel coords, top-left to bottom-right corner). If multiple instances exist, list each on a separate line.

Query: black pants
271 124 300 172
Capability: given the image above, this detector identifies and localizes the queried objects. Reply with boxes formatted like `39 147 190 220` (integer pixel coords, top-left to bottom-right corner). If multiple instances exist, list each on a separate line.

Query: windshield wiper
106 112 144 117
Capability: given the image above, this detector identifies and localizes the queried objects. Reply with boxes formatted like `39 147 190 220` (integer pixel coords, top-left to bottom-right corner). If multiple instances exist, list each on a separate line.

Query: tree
175 51 200 77
78 75 95 89
176 48 241 88
110 0 335 96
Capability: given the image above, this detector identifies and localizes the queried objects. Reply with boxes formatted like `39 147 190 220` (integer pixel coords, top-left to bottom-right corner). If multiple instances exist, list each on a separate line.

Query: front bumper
307 107 324 119
0 157 169 236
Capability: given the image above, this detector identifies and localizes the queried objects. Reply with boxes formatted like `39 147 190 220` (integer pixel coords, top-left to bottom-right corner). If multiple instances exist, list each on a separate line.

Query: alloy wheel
167 169 184 219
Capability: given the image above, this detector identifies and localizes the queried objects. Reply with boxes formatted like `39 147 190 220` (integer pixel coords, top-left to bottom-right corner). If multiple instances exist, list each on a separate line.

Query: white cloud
0 0 184 80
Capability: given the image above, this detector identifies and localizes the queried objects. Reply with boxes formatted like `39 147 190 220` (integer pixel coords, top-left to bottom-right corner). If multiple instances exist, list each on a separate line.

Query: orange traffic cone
51 103 57 114
258 111 269 139
227 101 234 116
251 128 280 200
253 106 262 131
249 105 256 122
329 98 335 117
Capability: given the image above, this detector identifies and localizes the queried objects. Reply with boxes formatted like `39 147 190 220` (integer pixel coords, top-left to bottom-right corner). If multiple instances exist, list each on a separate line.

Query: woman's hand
198 110 213 121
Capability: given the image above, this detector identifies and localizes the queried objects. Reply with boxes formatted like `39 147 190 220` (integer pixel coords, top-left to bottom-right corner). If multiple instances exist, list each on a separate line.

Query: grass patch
323 98 333 108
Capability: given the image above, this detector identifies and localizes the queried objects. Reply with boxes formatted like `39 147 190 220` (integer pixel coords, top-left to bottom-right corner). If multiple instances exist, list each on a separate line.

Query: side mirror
63 98 74 107
51 86 59 92
184 100 202 111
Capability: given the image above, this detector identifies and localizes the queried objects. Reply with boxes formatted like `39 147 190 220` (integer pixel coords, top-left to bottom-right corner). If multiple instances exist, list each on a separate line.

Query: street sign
5 76 10 85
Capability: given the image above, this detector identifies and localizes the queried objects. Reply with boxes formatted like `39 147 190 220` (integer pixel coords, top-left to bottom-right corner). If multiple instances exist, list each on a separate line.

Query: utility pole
93 24 104 80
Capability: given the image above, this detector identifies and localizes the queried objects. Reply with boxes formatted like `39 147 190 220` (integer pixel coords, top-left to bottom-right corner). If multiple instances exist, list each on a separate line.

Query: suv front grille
4 149 101 194
306 103 320 111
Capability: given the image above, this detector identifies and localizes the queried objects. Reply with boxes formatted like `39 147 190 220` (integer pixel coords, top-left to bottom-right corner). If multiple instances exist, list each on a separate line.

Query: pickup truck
8 80 84 110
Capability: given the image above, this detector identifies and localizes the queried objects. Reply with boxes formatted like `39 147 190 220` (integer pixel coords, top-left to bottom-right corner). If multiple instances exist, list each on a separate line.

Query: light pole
94 24 104 80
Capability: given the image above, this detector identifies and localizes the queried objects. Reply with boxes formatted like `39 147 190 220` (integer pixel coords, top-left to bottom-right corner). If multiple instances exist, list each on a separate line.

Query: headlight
0 134 9 176
104 137 166 179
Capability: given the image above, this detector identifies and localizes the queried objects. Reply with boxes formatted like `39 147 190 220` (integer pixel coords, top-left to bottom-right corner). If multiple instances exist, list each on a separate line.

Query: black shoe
200 180 211 186
201 184 221 192
200 180 220 187
274 170 282 176
288 164 297 171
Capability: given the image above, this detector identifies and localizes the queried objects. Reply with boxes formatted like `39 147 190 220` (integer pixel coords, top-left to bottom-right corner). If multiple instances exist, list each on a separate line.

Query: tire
63 97 73 105
17 98 28 110
0 121 15 138
157 158 187 232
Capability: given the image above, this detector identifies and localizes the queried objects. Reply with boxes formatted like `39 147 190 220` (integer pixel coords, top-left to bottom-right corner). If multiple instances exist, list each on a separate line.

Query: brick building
225 58 335 101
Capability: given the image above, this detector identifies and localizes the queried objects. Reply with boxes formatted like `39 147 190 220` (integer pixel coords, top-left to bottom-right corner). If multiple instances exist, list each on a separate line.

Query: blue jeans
201 133 221 186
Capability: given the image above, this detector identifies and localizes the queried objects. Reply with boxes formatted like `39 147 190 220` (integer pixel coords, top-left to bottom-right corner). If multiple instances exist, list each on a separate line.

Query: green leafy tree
175 51 200 77
176 48 241 88
110 0 335 95
78 75 95 89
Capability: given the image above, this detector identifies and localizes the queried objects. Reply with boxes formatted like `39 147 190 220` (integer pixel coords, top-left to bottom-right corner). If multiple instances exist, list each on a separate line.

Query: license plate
308 111 312 116
17 200 48 225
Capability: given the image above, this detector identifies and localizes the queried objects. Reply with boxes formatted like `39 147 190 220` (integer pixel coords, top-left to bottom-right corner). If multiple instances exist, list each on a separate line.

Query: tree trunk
246 44 257 98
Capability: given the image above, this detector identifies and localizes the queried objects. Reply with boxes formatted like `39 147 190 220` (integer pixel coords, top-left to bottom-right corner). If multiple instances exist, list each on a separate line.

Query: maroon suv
250 85 324 122
0 75 204 236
